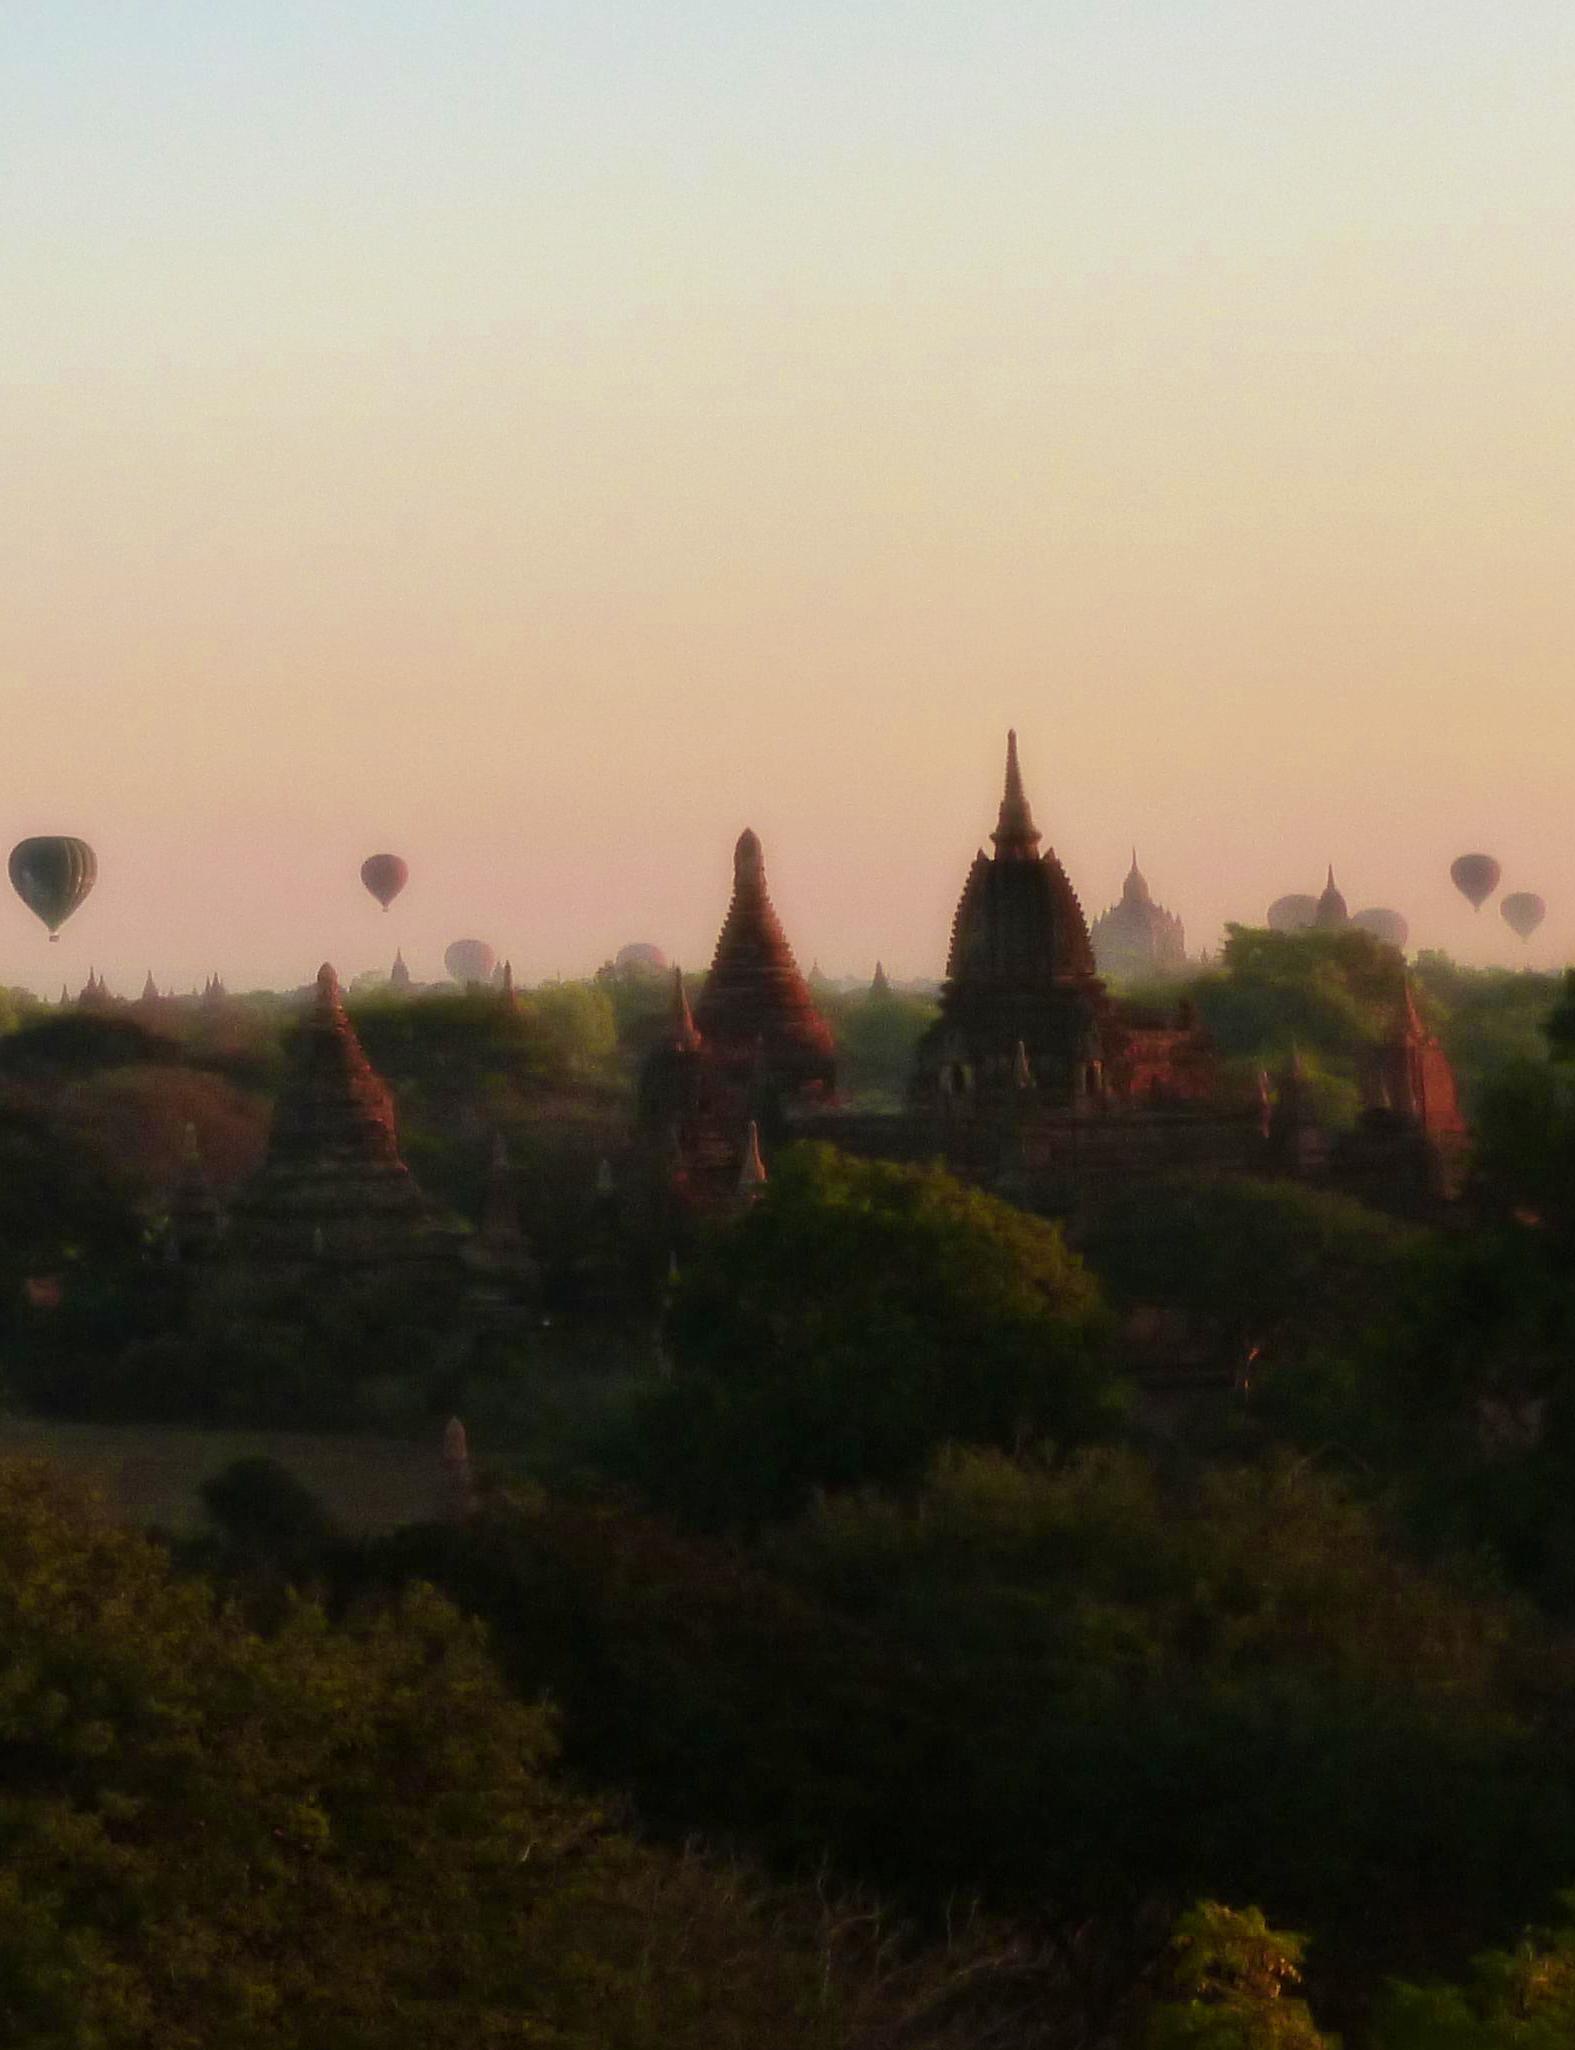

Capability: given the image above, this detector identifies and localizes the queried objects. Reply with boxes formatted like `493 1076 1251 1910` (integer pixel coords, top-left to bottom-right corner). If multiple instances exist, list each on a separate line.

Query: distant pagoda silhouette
227 963 459 1271
1314 865 1351 930
1090 853 1186 982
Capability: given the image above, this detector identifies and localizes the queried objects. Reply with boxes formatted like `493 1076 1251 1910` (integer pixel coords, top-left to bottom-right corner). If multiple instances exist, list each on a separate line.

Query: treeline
4 963 1575 2041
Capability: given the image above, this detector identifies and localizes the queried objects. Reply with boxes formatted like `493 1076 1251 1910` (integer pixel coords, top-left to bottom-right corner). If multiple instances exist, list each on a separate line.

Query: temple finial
734 829 764 886
990 730 1041 858
1123 848 1152 905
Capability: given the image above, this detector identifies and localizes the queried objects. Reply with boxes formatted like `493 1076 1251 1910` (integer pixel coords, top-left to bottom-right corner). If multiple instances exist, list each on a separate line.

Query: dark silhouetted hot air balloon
1450 853 1501 911
1267 893 1318 933
444 938 496 985
1354 907 1410 949
9 837 97 940
1502 892 1546 941
360 853 408 911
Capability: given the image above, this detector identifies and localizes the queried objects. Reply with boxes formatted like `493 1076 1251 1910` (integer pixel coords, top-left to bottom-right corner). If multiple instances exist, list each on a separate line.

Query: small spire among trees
736 1121 768 1205
670 967 702 1053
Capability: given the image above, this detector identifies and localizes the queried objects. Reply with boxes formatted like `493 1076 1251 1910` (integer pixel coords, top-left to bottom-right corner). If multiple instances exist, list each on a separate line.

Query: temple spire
990 729 1042 859
1122 849 1153 907
669 967 701 1053
1315 865 1350 930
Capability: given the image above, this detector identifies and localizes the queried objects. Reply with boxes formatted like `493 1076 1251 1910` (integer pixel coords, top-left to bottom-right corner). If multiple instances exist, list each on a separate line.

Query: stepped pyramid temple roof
1091 853 1187 981
947 731 1098 985
693 830 836 1082
227 964 457 1270
914 732 1107 1105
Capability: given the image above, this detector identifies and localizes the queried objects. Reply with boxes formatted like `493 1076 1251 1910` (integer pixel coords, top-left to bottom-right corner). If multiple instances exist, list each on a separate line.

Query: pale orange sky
3 3 1572 992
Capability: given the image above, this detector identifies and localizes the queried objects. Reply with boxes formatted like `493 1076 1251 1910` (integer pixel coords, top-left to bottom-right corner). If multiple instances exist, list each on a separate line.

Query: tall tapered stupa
227 964 459 1270
693 829 836 1090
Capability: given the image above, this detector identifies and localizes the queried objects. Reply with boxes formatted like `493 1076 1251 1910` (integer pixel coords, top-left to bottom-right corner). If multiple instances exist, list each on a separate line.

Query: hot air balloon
9 837 97 940
1267 893 1318 933
1354 907 1410 950
1502 892 1546 941
360 853 408 911
615 941 669 977
1450 853 1501 911
444 938 497 985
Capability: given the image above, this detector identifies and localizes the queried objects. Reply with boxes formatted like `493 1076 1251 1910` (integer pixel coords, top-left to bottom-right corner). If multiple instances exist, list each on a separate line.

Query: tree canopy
0 1459 870 2050
618 1143 1115 1525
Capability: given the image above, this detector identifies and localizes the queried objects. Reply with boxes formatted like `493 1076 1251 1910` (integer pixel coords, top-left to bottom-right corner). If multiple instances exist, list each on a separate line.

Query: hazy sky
4 2 1572 992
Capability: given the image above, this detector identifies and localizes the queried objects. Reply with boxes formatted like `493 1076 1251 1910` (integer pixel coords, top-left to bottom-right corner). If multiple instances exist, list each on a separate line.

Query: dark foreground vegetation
3 954 1575 2043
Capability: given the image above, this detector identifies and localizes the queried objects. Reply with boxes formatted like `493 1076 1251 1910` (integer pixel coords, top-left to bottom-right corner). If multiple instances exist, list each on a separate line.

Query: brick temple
642 731 1467 1225
226 963 462 1274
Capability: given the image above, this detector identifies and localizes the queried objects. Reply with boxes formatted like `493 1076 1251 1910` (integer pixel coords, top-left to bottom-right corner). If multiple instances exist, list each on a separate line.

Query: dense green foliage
0 1460 876 2050
1146 1904 1327 2048
351 1447 1575 2011
616 1144 1115 1524
816 984 940 1104
4 965 1575 2042
1085 1173 1428 1383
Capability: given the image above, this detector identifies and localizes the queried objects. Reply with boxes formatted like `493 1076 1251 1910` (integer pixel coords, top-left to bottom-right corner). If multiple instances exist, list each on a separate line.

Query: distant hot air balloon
1354 907 1410 950
360 853 408 911
1267 893 1319 933
444 938 497 985
1450 853 1501 911
615 941 669 976
1501 892 1546 942
9 837 97 940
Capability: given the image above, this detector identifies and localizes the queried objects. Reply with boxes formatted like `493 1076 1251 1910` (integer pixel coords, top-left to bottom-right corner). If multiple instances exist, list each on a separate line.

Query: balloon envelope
1353 907 1410 949
1267 893 1318 933
1501 892 1546 941
360 853 408 910
615 941 669 976
9 837 97 938
444 938 497 985
1450 853 1501 910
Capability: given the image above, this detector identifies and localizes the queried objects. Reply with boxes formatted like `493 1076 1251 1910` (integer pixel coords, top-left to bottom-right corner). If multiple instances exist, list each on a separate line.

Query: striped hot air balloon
9 837 97 939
